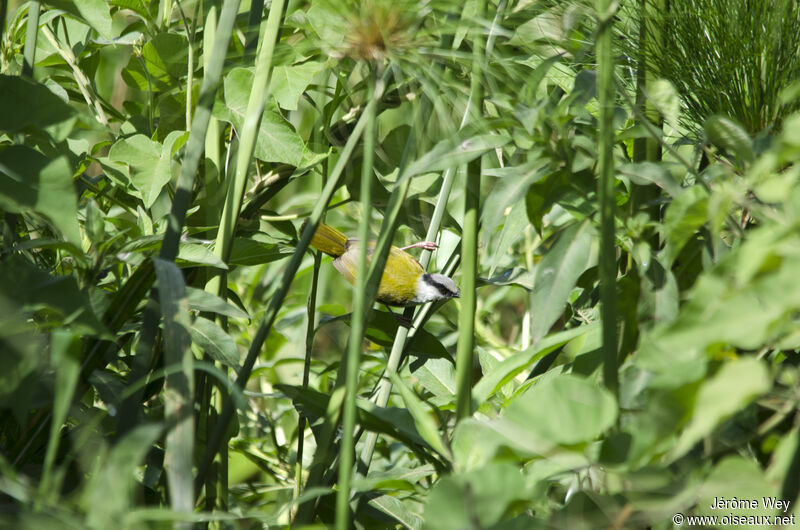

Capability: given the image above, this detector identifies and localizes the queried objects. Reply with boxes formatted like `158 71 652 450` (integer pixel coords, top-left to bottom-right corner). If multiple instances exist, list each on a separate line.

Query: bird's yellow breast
333 242 424 306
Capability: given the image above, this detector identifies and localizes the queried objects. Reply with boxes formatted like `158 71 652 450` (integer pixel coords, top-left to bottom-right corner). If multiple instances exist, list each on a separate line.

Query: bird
308 223 460 307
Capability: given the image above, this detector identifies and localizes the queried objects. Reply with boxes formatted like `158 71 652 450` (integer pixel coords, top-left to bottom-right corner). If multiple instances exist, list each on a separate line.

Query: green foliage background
2 0 800 528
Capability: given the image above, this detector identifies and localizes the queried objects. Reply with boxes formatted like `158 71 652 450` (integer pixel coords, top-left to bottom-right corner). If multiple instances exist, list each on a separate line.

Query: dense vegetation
2 0 800 528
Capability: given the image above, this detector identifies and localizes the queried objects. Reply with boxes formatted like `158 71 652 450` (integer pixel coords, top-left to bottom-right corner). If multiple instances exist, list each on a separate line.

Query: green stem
293 251 320 517
207 0 285 299
596 0 619 395
22 0 40 78
454 0 487 420
335 66 377 530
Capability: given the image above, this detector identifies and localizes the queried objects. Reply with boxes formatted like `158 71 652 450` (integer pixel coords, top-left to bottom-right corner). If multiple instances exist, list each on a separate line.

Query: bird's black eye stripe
423 274 454 297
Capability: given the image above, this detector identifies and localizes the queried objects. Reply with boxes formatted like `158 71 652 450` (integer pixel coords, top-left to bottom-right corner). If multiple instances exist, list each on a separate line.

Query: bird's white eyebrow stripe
423 274 454 296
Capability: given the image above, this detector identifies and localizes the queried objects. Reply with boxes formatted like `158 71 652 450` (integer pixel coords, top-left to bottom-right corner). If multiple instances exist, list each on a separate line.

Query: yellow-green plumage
310 223 424 306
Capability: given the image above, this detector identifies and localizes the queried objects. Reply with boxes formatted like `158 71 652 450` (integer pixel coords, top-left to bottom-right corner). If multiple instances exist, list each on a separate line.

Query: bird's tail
309 223 347 257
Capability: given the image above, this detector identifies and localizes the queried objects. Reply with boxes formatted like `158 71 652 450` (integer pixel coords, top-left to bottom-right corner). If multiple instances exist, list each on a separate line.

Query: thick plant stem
293 252 320 517
207 0 286 297
335 68 378 530
454 0 487 421
22 0 39 78
596 0 619 395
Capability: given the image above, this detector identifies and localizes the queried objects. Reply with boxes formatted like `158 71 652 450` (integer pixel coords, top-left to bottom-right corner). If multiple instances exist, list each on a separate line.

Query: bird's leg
399 241 437 251
384 304 413 328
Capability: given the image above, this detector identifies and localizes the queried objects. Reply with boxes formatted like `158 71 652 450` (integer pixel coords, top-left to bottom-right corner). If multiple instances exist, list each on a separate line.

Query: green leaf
412 358 457 404
389 372 451 460
705 115 754 164
74 0 114 40
695 457 776 519
504 373 618 445
228 237 292 266
368 495 423 530
451 418 512 472
277 384 430 451
620 162 682 197
401 131 511 183
306 3 347 46
177 244 228 270
215 67 304 165
0 145 80 245
108 134 174 208
669 358 770 460
0 256 106 335
0 75 76 141
473 324 599 404
662 185 708 264
84 424 163 528
422 463 527 530
530 221 594 344
185 287 249 319
269 61 325 111
480 267 534 290
647 79 680 129
190 316 240 368
142 32 189 81
40 331 81 497
153 258 194 515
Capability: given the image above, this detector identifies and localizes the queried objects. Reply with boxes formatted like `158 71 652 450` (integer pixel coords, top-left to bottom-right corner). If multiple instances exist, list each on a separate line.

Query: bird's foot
400 241 438 252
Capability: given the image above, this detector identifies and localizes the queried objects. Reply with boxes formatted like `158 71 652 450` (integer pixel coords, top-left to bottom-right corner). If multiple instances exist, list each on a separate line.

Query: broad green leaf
401 131 511 183
109 0 154 20
620 162 682 197
306 3 347 46
451 418 510 472
0 256 105 334
0 145 80 245
504 373 617 445
108 135 174 208
647 79 680 129
486 201 530 277
228 237 292 266
74 0 114 40
215 67 304 165
185 287 249 319
0 74 76 141
695 457 776 521
0 295 46 409
352 465 436 493
177 244 228 270
422 463 527 530
142 32 189 81
389 372 451 460
530 221 594 344
190 316 240 368
85 424 163 529
277 384 430 451
269 61 325 111
669 358 770 460
368 494 423 530
705 115 754 164
472 324 599 404
412 358 457 404
480 267 534 290
662 185 708 264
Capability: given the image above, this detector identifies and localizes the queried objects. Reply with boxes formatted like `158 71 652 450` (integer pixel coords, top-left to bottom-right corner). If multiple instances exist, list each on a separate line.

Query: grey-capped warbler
309 223 460 306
